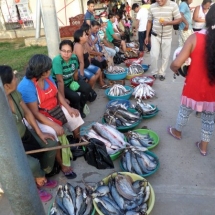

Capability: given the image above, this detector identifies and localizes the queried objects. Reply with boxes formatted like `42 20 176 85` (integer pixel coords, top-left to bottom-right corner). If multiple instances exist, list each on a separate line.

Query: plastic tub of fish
132 129 160 149
120 150 160 177
105 85 134 101
124 58 142 67
106 99 131 110
104 70 127 81
134 103 159 119
93 172 155 215
131 75 155 87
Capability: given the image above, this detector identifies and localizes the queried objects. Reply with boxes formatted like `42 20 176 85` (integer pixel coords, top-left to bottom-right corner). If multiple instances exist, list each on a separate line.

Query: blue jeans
138 31 151 52
79 64 99 80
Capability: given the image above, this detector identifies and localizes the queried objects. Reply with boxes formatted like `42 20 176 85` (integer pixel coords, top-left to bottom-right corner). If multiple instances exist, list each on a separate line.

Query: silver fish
75 186 83 215
65 183 76 206
63 191 75 215
83 195 93 215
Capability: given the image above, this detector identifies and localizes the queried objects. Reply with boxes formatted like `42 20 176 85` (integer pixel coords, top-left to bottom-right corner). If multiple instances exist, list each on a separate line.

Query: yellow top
141 4 151 10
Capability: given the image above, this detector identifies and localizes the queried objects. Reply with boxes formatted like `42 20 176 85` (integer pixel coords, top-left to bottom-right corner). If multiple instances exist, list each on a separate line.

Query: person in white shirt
132 3 150 53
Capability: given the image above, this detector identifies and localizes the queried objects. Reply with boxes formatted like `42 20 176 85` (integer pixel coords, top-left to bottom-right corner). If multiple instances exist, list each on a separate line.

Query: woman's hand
52 124 64 136
38 132 55 144
67 107 80 117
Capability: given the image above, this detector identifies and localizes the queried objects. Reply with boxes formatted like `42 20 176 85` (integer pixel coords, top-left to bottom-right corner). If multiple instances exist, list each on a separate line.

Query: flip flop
100 84 110 89
167 126 182 140
62 170 77 179
195 141 207 156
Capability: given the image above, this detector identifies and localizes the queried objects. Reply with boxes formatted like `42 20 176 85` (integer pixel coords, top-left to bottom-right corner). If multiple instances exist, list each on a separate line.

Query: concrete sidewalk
1 32 215 215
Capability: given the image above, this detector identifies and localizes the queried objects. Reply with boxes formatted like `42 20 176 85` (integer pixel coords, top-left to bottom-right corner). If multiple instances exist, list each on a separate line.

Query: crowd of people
1 0 215 204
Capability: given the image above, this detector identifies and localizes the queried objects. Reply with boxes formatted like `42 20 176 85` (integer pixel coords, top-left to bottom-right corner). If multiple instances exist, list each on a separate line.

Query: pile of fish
92 173 150 215
49 183 93 215
132 76 154 85
135 101 158 116
121 147 158 175
106 66 125 74
108 84 131 96
127 131 154 148
132 84 155 99
84 122 127 155
128 64 144 75
104 106 141 127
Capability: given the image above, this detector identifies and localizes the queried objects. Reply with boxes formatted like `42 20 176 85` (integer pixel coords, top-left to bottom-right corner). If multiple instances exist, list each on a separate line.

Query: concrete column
40 0 60 59
0 80 45 215
35 0 41 39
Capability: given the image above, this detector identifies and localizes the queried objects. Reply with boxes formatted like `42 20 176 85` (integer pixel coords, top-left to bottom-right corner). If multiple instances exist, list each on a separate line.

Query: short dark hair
202 0 212 5
59 40 73 51
132 3 139 10
91 20 100 27
0 65 13 85
26 54 52 80
108 13 115 19
74 29 84 43
87 0 94 6
81 23 90 33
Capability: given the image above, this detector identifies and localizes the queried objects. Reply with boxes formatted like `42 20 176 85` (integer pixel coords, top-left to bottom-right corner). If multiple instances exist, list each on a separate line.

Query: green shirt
106 20 115 42
11 90 26 138
52 54 79 87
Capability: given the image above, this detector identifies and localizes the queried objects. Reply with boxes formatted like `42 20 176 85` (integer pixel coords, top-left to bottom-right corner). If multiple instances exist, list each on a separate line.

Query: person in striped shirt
145 0 182 81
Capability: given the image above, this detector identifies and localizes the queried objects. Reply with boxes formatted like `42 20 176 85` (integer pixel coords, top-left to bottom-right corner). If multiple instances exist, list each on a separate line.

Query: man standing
145 0 181 81
178 0 193 47
84 0 95 26
106 13 127 53
132 3 150 54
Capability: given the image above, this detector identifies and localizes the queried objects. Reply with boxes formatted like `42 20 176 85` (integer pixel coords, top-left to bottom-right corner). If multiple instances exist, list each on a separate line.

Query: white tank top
192 5 208 29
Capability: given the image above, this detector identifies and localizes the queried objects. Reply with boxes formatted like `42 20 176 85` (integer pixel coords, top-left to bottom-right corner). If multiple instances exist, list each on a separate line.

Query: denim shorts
79 64 99 80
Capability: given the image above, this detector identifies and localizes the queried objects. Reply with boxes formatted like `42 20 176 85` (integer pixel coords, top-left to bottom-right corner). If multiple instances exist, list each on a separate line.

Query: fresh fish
135 153 152 174
108 84 130 96
49 202 64 215
131 151 143 175
92 185 110 197
97 202 110 215
132 84 155 99
56 186 69 214
83 195 93 215
62 191 75 215
124 149 132 172
144 185 150 203
115 174 138 200
75 186 83 215
110 178 125 210
65 183 76 206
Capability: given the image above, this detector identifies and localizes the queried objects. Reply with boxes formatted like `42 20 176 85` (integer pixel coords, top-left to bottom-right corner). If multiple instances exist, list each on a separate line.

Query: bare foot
35 177 47 187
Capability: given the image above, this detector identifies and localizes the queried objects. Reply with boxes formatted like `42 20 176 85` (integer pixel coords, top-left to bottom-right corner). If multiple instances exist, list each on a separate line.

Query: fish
131 151 144 175
65 183 76 206
75 186 84 215
115 174 138 200
56 186 69 214
83 195 93 215
132 84 155 99
92 185 110 198
62 191 75 215
108 84 130 96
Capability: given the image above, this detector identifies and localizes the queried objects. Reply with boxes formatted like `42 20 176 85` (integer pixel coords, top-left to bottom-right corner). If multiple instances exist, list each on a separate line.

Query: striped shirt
148 0 181 38
52 54 79 87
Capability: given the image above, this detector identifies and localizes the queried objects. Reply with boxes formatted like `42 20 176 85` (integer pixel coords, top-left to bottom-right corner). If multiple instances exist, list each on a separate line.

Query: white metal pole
40 0 60 59
35 0 41 39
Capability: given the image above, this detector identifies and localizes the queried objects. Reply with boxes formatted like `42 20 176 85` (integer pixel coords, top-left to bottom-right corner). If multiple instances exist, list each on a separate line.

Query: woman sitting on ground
18 54 84 179
52 40 92 118
0 65 58 202
73 28 106 89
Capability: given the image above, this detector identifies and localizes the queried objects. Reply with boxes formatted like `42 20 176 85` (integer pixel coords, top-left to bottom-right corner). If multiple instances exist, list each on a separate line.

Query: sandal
167 126 182 140
195 141 207 156
43 179 58 189
100 84 110 89
38 189 52 202
62 170 77 179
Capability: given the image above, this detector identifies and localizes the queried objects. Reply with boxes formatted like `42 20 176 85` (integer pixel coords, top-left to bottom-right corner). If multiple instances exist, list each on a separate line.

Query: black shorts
112 39 121 47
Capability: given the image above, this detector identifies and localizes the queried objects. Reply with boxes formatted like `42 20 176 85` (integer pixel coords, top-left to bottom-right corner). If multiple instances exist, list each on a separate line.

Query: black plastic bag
84 138 114 169
88 88 97 102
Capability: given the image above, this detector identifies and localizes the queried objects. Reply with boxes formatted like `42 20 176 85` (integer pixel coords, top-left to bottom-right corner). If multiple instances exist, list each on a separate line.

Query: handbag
88 88 97 102
84 138 114 169
47 104 68 125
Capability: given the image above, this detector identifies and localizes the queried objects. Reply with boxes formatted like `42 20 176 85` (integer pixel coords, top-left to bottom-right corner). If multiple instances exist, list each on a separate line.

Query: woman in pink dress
168 4 215 156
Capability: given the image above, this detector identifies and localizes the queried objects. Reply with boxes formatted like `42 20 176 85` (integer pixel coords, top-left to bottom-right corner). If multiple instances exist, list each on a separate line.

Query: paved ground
1 32 215 215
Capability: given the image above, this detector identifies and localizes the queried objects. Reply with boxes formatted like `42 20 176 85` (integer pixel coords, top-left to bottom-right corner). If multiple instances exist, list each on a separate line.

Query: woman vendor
52 40 92 119
0 65 58 202
18 54 84 179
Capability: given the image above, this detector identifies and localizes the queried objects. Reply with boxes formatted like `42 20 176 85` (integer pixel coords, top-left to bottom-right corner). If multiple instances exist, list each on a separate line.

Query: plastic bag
83 104 90 116
84 138 114 169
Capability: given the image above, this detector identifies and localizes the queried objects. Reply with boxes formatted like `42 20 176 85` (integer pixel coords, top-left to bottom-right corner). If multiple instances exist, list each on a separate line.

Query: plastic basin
102 117 141 133
105 85 134 101
120 150 160 177
104 70 127 81
129 105 159 119
124 58 142 67
132 129 160 150
130 75 155 87
142 64 150 72
93 172 155 215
